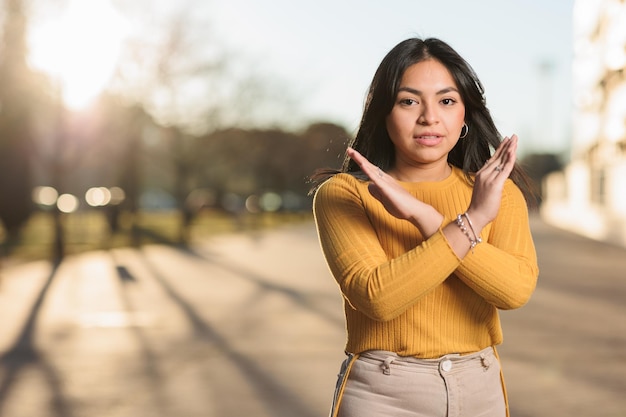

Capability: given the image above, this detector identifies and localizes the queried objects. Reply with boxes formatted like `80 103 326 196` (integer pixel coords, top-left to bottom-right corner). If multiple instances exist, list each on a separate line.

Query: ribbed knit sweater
313 166 539 358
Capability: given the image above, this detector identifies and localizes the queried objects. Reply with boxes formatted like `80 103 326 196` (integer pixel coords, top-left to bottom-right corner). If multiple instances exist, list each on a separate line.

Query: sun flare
28 0 130 110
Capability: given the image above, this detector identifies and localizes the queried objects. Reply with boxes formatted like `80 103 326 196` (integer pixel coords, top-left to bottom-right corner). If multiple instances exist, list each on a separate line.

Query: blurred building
541 0 626 247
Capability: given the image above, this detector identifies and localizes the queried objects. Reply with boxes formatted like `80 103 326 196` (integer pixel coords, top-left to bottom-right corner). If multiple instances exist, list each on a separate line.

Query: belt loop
480 353 491 370
381 356 395 375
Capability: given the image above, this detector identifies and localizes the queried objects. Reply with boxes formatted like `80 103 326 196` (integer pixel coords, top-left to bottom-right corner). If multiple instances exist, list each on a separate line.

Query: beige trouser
329 346 507 417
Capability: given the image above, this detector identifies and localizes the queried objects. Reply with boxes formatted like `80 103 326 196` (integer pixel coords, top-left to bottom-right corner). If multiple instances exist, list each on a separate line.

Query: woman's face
385 58 465 174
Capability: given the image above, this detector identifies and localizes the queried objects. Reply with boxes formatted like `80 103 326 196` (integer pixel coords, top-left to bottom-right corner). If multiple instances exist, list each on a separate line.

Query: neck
389 162 452 183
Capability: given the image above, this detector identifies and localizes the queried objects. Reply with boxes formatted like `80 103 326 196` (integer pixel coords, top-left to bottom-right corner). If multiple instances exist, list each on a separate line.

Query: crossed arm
314 135 538 321
348 136 519 258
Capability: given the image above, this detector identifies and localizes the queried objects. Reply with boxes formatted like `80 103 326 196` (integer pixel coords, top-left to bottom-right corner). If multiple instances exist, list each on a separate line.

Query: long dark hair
309 37 534 202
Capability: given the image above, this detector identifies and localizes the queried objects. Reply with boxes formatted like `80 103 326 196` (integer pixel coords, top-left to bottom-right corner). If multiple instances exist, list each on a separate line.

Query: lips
414 134 443 146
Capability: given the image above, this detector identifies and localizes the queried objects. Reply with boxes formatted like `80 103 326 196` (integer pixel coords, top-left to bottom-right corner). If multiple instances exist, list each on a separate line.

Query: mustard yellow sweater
313 167 539 358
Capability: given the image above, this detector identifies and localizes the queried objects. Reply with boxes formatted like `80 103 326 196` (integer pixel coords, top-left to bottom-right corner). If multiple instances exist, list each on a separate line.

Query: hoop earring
460 123 469 139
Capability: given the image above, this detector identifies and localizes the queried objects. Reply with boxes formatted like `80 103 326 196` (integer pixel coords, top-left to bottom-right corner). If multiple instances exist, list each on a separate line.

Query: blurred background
0 0 578 262
0 0 625 416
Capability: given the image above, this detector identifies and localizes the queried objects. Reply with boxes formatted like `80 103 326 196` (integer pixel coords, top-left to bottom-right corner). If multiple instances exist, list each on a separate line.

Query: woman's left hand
466 135 518 232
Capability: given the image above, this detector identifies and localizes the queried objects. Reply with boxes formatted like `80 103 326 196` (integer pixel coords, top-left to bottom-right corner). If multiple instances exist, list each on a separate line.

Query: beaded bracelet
455 213 481 253
462 212 482 245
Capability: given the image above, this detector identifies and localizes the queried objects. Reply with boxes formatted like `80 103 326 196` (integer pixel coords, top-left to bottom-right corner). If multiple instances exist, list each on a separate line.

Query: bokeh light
85 187 112 207
57 194 79 213
32 186 59 206
259 192 282 212
109 187 126 205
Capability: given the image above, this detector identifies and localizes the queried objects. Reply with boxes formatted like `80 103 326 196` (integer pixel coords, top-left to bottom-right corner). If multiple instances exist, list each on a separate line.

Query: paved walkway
0 215 624 417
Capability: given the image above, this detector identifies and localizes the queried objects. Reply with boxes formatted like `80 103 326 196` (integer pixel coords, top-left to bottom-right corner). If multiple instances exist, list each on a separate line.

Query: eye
399 98 418 106
441 98 456 106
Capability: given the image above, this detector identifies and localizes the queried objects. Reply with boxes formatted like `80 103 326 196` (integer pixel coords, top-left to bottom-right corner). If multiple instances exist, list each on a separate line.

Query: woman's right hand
347 147 444 237
466 135 518 233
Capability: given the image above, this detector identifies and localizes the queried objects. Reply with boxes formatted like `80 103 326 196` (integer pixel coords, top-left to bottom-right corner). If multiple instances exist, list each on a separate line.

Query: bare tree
0 0 36 248
104 3 301 242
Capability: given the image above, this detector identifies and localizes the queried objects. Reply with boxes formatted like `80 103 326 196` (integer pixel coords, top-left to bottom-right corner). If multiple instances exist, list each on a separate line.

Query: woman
311 38 539 417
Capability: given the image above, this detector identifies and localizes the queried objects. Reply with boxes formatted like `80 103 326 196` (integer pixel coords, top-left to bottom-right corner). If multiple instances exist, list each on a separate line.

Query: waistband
358 346 496 374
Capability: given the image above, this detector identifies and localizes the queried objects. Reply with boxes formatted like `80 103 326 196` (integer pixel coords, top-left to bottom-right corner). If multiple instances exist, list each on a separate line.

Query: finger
347 147 374 175
492 136 512 162
493 136 518 177
499 135 517 163
501 135 518 173
477 137 509 174
485 136 515 173
348 147 385 182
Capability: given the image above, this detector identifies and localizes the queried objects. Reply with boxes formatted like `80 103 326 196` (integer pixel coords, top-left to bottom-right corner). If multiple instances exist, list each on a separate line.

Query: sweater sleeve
455 181 539 310
313 174 461 322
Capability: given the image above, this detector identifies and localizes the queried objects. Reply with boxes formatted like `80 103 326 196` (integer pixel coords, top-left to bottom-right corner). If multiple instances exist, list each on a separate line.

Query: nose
417 103 437 125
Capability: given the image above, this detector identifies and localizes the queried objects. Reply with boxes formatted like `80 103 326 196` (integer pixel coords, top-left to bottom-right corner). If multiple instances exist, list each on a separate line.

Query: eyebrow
398 86 460 95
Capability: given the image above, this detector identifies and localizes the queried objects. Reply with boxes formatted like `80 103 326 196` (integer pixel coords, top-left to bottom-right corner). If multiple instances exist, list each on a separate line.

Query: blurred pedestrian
310 37 539 417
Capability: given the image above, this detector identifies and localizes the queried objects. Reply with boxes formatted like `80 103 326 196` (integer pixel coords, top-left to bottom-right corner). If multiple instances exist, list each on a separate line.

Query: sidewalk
0 217 625 417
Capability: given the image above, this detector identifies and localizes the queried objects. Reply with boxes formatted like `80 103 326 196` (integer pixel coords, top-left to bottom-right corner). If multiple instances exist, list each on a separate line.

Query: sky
209 0 575 156
26 0 575 157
